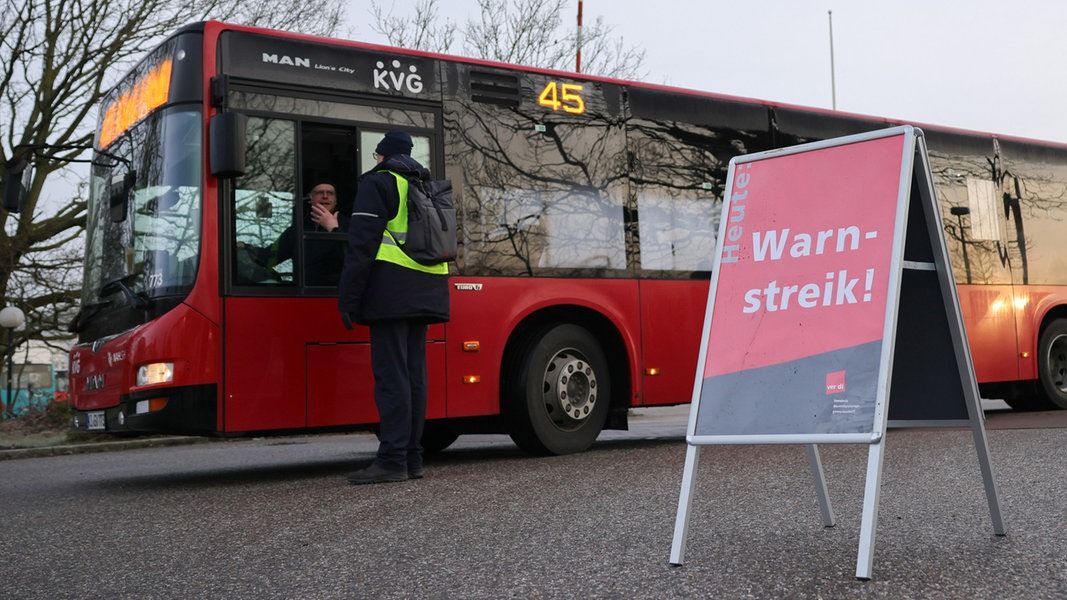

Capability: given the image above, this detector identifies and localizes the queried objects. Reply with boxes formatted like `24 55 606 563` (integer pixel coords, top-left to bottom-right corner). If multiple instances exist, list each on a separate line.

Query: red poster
706 135 904 378
695 133 907 437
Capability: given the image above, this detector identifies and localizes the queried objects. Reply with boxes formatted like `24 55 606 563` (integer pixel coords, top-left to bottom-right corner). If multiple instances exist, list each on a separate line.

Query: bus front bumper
71 384 217 436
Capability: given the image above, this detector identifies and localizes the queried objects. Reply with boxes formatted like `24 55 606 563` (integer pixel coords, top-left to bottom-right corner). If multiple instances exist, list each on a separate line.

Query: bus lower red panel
306 341 446 427
636 279 709 406
222 296 445 433
441 277 644 419
956 285 1022 384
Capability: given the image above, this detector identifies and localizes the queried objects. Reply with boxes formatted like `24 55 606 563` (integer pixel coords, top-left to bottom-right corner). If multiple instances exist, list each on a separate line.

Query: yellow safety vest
375 171 449 275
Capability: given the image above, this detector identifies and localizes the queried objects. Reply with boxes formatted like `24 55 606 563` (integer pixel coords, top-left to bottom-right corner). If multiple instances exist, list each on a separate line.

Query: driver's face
309 184 337 211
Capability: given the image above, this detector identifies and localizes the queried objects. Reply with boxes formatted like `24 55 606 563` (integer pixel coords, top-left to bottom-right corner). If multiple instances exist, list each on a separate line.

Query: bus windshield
80 107 202 334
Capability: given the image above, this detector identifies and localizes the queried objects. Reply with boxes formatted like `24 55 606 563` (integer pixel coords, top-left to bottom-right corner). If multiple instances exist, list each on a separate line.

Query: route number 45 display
538 81 585 114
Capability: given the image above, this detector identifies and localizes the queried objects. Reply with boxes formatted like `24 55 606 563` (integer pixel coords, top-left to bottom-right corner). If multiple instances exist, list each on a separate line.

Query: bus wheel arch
1036 315 1067 410
501 308 630 455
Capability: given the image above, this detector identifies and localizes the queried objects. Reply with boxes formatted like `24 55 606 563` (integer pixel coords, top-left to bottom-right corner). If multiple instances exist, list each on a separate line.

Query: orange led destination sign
98 58 173 148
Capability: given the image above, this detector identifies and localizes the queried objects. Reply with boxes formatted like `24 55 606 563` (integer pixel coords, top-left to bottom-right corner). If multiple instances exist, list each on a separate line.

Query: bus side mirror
3 158 31 213
109 170 136 222
210 112 247 179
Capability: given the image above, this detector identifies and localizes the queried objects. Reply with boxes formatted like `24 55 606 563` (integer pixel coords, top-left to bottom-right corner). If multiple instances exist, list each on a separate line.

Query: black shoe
408 467 424 480
347 464 408 485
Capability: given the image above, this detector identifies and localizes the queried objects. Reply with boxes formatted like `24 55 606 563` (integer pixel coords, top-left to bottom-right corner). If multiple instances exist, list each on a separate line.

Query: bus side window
234 190 297 285
299 123 362 288
232 116 297 286
358 130 433 173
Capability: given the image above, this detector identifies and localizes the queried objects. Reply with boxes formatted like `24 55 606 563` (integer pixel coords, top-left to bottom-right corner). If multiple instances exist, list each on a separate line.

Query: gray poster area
695 341 882 437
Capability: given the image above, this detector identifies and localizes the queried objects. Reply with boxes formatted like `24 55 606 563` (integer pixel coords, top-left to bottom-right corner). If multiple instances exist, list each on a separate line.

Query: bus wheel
1037 319 1067 409
504 324 611 455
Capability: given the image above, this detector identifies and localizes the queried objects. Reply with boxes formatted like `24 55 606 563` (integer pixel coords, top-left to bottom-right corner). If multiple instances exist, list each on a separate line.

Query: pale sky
346 0 1067 145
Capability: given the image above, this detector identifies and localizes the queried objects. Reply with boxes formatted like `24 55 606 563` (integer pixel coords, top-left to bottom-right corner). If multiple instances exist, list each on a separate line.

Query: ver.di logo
825 370 846 394
374 59 424 94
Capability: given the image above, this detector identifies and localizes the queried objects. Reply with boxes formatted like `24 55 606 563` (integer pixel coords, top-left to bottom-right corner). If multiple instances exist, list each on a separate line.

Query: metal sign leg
969 414 1006 535
806 444 836 527
855 439 886 580
669 444 702 566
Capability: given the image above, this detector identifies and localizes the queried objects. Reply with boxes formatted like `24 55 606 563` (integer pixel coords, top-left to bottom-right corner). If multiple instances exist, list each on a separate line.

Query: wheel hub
543 351 598 428
1048 333 1067 392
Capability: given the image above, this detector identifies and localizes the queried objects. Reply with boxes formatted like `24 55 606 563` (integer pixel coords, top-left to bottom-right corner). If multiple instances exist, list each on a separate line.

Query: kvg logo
374 60 423 94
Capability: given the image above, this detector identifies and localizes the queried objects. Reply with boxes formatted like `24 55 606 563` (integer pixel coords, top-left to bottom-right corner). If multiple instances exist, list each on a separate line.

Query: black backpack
398 175 457 265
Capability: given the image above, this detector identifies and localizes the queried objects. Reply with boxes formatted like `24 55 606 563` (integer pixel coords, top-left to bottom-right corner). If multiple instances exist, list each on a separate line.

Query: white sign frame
669 126 1005 580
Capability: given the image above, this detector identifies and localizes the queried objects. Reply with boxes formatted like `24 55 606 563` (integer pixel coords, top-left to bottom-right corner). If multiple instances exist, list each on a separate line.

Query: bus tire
504 324 611 455
1037 318 1067 409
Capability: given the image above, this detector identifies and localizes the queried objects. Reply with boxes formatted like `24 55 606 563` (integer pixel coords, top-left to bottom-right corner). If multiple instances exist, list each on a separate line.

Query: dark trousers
369 319 428 472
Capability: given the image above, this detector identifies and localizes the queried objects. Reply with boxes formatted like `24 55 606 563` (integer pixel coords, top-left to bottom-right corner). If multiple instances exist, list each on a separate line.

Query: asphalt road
0 404 1064 599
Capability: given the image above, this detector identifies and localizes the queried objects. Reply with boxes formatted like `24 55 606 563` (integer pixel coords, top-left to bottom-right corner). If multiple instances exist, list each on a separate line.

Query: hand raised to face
308 184 339 231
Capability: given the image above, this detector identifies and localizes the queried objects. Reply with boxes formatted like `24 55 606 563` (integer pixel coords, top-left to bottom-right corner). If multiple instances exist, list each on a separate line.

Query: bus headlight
136 362 174 386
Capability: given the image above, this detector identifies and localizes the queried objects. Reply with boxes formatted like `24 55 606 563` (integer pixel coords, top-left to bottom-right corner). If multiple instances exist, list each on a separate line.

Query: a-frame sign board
668 126 1005 580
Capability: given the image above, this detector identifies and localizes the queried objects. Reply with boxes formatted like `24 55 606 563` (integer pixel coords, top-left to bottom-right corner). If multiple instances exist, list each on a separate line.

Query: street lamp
828 10 837 110
1 305 26 416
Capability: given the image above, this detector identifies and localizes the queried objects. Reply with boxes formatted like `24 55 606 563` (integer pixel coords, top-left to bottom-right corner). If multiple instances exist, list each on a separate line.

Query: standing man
339 131 450 484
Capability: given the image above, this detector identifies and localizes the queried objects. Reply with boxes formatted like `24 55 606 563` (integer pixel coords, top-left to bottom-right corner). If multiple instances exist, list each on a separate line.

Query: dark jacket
338 155 450 325
251 212 350 286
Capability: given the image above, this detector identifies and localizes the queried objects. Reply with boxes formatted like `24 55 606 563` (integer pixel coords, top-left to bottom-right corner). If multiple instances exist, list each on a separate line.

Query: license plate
86 411 106 431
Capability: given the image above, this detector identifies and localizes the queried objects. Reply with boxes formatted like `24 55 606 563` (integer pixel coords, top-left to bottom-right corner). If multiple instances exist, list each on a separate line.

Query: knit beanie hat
375 131 414 157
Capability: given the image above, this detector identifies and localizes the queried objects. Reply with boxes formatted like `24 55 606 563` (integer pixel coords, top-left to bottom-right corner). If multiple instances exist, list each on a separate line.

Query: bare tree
0 0 343 358
370 0 457 54
369 0 645 80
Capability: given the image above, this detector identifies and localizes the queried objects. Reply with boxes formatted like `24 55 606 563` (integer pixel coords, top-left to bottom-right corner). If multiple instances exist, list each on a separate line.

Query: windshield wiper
67 299 113 333
100 273 153 310
67 273 155 333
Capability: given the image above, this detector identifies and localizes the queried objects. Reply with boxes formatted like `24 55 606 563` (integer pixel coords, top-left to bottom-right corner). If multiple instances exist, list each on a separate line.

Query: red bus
67 21 1067 455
